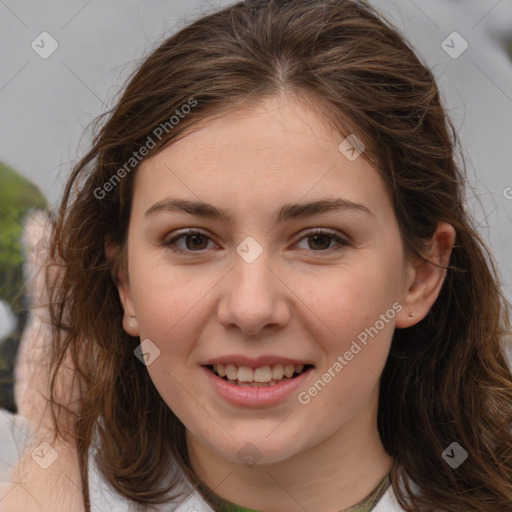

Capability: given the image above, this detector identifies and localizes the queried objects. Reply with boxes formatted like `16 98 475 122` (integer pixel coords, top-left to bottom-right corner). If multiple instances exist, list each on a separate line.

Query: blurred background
1 0 511 412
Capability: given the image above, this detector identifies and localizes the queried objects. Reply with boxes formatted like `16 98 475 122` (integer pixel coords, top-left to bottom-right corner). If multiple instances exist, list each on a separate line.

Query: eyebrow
144 197 373 223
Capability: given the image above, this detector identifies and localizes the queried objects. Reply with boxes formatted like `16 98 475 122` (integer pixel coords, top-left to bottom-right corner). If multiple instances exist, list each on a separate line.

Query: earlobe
117 267 140 337
122 314 140 337
395 222 455 329
105 239 140 337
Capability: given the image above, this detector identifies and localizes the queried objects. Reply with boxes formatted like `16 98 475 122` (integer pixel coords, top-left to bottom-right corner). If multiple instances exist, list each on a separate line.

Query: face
116 93 422 467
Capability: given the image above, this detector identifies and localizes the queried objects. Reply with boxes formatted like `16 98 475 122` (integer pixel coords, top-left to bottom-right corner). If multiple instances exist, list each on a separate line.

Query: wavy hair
44 0 512 510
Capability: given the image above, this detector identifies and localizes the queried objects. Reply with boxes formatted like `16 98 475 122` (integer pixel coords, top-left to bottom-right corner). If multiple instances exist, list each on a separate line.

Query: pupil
309 234 330 250
187 234 207 250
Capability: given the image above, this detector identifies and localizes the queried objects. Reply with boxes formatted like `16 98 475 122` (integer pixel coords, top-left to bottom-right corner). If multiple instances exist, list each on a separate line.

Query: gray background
1 0 511 309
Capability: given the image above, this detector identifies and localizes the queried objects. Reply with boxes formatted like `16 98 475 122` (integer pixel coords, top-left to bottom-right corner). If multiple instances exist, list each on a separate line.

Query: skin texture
2 214 83 512
116 93 455 512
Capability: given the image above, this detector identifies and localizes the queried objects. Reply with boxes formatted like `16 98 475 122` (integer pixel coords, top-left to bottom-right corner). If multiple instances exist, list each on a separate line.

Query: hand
0 211 85 512
15 210 82 439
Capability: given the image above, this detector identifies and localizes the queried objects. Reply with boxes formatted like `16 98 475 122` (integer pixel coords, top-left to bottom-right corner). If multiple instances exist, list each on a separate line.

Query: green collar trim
197 472 391 512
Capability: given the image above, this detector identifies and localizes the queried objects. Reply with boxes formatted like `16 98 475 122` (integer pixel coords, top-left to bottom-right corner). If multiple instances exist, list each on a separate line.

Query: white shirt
0 409 406 511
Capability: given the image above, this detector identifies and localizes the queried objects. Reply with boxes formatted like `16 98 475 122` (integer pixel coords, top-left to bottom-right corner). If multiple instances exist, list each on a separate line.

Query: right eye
162 229 217 255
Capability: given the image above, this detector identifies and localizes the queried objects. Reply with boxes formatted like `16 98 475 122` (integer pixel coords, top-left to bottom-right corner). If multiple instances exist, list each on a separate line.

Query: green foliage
0 161 49 411
0 161 49 308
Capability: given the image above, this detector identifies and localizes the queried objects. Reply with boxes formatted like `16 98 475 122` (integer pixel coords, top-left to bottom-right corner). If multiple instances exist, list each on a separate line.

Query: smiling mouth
206 363 314 387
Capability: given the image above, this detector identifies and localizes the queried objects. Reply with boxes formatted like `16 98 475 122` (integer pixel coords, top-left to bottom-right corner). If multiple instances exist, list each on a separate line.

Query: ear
395 222 455 328
105 239 140 337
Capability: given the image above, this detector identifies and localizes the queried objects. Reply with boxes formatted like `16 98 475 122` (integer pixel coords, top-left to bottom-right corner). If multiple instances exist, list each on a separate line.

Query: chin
203 428 309 467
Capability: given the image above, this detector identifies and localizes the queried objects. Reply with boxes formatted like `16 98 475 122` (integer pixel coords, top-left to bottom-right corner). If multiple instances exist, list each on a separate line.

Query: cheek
132 269 204 422
129 247 211 340
309 260 401 346
127 261 210 404
296 269 399 427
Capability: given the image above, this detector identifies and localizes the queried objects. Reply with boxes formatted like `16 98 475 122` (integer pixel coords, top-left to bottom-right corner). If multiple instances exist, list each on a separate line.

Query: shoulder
88 421 215 512
0 409 33 483
0 409 48 481
373 484 407 512
0 410 214 512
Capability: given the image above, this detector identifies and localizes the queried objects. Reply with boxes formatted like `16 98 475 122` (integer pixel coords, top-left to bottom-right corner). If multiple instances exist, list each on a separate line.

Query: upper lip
203 355 314 368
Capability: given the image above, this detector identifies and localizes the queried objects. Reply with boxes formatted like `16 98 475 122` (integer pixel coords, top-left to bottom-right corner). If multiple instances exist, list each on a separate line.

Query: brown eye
162 228 349 257
163 230 215 255
295 229 349 253
307 233 332 251
184 233 209 250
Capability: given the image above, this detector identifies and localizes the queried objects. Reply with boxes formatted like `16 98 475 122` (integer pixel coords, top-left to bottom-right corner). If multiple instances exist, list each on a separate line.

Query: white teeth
254 366 272 382
237 366 254 382
225 364 237 380
284 365 295 378
212 363 308 383
272 364 284 380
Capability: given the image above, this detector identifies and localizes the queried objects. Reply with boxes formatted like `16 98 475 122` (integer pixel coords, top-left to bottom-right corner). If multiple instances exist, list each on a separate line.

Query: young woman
1 1 511 511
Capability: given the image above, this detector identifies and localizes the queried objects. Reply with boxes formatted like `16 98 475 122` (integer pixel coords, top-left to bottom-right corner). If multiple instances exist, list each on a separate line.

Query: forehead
132 94 391 223
166 94 343 160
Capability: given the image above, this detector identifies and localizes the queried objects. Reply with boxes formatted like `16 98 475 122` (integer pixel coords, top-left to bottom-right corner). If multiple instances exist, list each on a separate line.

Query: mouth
205 363 314 387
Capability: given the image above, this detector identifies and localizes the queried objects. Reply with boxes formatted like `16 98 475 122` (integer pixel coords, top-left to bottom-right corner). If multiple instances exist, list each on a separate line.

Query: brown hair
45 0 512 510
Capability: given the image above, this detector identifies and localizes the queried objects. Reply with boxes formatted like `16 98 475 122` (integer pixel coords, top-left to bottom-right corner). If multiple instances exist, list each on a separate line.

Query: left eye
295 229 348 252
162 229 348 255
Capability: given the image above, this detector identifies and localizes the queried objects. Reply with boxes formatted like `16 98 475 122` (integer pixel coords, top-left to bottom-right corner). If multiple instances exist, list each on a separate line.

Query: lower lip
203 366 313 407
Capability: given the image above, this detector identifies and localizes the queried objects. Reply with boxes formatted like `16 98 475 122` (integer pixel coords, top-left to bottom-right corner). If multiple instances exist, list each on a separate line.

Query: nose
216 246 291 336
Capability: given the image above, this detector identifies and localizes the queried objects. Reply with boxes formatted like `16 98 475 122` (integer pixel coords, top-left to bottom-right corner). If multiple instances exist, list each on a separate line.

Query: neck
186 386 394 512
199 472 392 512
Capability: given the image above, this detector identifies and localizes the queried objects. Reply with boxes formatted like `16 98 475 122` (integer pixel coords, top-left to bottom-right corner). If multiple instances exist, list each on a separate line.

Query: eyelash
161 228 349 256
